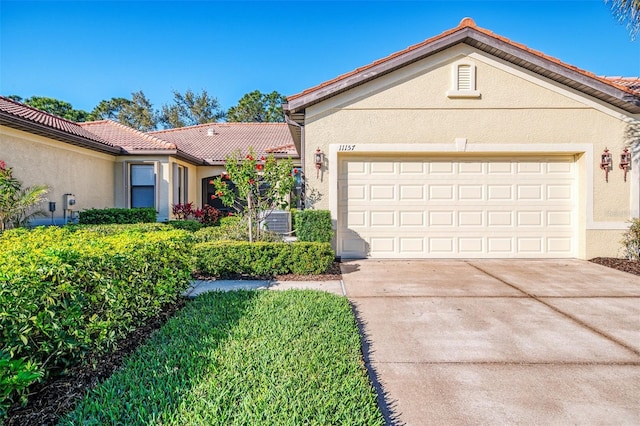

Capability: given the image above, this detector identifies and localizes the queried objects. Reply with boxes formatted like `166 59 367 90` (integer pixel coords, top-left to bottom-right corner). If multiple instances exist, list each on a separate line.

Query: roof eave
463 33 640 114
286 27 472 114
0 112 122 155
286 26 640 115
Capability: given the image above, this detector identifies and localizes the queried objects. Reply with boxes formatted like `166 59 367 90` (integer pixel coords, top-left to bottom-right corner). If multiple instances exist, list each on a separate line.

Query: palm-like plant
606 0 640 40
0 161 49 232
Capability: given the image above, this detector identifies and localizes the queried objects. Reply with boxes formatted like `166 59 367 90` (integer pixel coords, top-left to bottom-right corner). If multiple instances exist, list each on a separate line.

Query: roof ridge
150 121 286 134
287 18 639 101
106 120 177 149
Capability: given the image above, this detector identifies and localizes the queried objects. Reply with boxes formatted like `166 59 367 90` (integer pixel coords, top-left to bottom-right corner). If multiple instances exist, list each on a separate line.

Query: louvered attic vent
447 61 481 98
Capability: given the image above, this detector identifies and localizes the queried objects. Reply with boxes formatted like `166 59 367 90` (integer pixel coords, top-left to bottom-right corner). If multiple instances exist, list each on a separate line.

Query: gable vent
447 61 480 98
457 64 472 91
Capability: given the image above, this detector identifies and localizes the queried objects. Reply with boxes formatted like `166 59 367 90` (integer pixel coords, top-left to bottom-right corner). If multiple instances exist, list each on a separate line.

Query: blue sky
1 1 638 113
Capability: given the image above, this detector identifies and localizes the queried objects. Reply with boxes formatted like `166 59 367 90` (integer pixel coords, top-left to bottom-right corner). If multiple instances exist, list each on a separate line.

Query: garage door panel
370 185 395 200
338 156 576 258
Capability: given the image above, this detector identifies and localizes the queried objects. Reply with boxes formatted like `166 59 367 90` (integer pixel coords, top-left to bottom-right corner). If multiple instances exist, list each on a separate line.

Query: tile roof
602 77 640 95
0 96 114 146
150 122 298 163
287 17 640 107
79 120 177 152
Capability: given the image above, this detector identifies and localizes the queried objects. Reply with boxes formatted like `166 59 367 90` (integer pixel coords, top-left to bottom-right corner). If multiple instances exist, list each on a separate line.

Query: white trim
447 60 481 98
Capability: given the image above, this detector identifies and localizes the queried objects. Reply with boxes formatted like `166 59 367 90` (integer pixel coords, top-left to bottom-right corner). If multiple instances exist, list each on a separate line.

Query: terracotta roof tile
288 17 639 102
150 122 298 163
602 77 640 95
265 143 297 155
0 96 113 146
79 120 177 152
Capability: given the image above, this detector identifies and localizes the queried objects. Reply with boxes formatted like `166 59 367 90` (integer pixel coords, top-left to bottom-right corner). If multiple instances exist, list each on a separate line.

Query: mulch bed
5 299 187 426
6 258 636 424
4 265 343 425
589 257 640 276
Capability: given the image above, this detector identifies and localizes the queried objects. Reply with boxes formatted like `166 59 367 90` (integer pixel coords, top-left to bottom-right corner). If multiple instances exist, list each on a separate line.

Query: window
173 163 188 205
130 164 155 208
447 61 480 98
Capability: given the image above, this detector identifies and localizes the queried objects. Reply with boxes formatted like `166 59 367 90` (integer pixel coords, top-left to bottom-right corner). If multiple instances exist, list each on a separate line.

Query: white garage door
337 155 576 258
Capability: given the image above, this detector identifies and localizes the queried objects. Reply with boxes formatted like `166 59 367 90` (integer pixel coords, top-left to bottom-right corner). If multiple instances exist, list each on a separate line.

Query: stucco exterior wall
1 125 116 225
302 45 638 259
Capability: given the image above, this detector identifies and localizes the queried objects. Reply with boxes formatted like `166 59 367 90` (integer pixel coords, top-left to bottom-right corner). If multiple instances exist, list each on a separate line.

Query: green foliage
79 207 157 224
61 290 384 426
118 90 158 131
0 160 49 232
88 97 132 121
226 90 286 123
293 209 334 243
212 149 295 242
194 241 334 276
193 215 281 243
0 226 193 412
621 218 640 260
168 219 204 232
0 351 43 418
66 222 171 235
159 89 224 129
13 96 90 122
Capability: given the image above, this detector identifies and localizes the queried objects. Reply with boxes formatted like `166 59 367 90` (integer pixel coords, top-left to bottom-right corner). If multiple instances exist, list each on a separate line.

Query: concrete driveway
341 259 640 425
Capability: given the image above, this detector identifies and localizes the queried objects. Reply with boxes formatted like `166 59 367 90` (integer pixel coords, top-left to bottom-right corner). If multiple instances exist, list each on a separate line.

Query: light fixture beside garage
620 148 631 182
314 148 324 178
600 148 613 182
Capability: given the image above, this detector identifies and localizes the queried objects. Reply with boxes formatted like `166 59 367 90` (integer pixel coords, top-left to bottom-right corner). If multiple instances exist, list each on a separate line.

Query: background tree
159 89 224 129
0 160 49 232
212 149 294 242
606 0 640 40
88 97 132 121
118 91 158 131
226 90 286 123
9 96 90 122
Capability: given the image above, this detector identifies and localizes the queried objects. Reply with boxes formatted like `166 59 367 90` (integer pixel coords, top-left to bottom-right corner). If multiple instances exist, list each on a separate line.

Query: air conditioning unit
260 210 291 235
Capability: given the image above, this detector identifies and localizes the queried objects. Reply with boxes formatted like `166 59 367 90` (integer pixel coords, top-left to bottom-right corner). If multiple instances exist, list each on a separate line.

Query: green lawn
60 290 384 425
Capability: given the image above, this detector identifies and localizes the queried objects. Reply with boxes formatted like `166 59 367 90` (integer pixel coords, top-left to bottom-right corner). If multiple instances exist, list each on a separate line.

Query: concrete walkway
341 259 640 425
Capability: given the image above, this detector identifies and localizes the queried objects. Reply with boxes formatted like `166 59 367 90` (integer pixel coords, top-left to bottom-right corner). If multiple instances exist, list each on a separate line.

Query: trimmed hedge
0 226 193 415
293 209 334 243
79 207 157 224
167 220 204 232
194 241 334 276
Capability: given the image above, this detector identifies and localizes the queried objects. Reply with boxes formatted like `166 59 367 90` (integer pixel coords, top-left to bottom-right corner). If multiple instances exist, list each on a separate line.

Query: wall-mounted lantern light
600 148 612 182
314 148 324 178
620 147 631 182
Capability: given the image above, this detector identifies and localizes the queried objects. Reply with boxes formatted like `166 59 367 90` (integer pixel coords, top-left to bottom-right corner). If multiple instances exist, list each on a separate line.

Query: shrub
293 209 334 243
0 226 193 411
171 202 221 226
66 222 171 235
621 218 640 260
79 207 157 224
168 220 204 232
194 241 334 276
193 214 281 243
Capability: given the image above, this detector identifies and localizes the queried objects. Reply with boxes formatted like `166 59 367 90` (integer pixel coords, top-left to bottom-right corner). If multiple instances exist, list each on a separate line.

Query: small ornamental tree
0 160 49 232
212 149 295 242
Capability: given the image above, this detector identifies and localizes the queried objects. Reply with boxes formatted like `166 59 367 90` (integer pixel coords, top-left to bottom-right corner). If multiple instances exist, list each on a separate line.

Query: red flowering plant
171 201 221 226
212 148 294 242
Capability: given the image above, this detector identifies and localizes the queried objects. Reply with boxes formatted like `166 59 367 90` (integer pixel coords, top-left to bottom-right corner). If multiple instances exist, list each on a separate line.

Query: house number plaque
338 144 356 151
